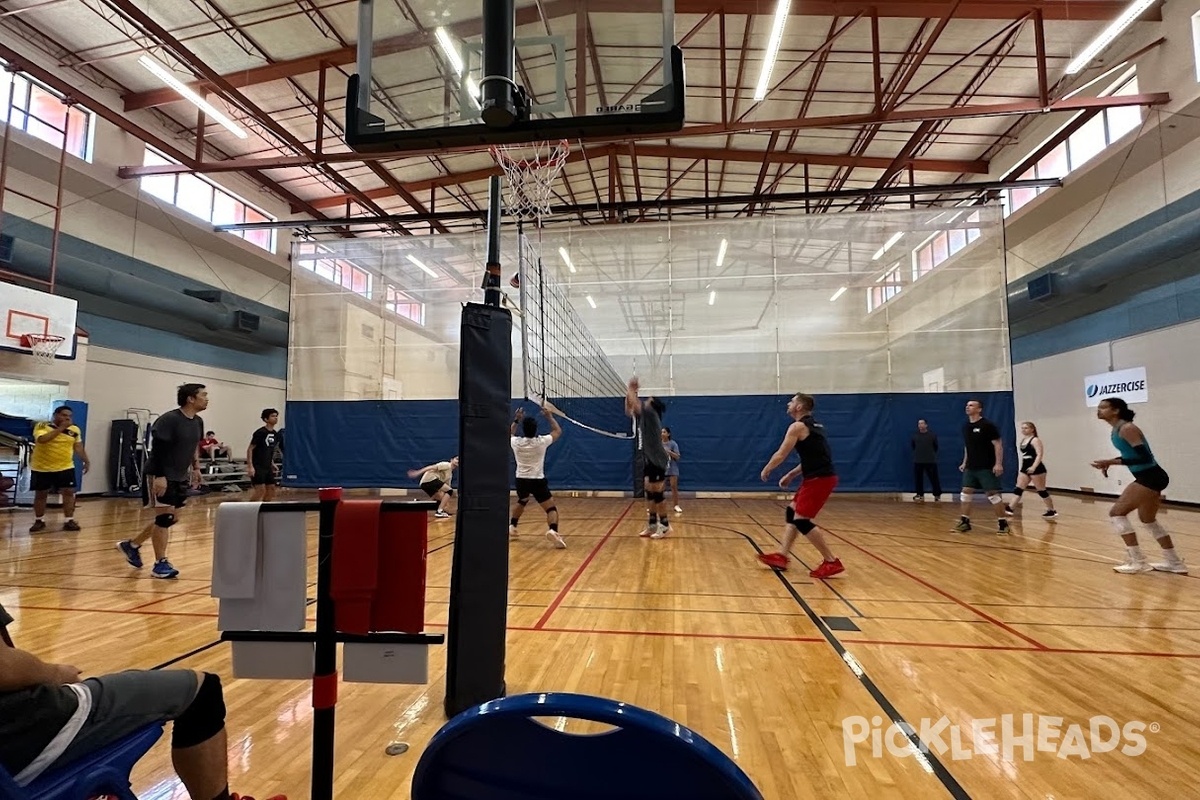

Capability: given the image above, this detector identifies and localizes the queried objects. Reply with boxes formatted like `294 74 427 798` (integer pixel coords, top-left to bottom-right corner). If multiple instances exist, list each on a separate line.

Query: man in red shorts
757 392 845 578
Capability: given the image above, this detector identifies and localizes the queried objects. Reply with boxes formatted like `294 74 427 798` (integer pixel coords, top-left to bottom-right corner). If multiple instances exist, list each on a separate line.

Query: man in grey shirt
117 383 207 579
912 418 942 501
626 377 671 539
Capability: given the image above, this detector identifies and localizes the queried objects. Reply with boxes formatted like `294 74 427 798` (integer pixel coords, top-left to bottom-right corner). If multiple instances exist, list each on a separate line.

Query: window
139 148 277 253
1193 11 1200 82
910 209 983 282
0 67 92 161
385 286 425 325
1002 71 1143 217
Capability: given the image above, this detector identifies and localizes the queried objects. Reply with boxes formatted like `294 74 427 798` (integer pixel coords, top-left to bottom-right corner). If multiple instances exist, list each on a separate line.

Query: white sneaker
1151 560 1189 575
509 525 519 539
545 530 566 549
673 505 683 514
1113 559 1153 574
434 510 451 519
650 525 670 539
639 525 656 537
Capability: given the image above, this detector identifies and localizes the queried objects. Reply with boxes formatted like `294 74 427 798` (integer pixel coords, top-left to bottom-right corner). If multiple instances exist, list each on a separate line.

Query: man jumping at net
509 402 565 548
757 392 845 578
626 377 672 539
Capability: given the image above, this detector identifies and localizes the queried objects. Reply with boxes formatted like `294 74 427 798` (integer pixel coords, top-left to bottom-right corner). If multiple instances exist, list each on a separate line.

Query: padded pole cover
444 303 512 717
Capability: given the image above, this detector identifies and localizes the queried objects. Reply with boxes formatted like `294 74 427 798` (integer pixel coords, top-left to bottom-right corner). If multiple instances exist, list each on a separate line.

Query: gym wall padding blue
284 391 1015 493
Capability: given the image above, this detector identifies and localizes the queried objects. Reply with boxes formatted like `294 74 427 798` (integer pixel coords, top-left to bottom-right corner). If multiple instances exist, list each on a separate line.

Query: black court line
697 511 972 800
150 639 223 671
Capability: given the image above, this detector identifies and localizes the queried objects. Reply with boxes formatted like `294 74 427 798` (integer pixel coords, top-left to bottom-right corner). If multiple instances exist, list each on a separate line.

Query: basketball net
20 334 64 365
489 139 570 222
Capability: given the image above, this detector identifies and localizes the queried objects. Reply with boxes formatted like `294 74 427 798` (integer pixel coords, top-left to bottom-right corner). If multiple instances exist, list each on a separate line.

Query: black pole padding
444 303 513 717
480 0 519 127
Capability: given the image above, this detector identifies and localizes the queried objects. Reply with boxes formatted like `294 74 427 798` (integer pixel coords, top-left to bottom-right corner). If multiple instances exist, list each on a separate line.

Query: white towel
217 508 307 632
212 502 261 599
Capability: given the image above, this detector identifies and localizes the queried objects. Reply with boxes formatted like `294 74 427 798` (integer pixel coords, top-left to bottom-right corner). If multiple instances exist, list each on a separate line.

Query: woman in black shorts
1006 421 1057 519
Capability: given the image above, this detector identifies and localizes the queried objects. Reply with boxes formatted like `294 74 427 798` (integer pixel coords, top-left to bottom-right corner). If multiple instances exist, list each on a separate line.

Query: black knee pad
155 513 177 529
785 506 795 525
172 673 226 749
1037 490 1050 498
794 518 816 535
517 498 529 506
445 488 454 497
1012 487 1024 496
652 492 666 503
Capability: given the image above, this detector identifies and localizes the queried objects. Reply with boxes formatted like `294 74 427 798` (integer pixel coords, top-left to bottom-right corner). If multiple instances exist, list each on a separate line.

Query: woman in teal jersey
1090 397 1187 575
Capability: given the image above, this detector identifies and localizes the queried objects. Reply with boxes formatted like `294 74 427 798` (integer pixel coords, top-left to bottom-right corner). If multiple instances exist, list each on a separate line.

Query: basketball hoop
489 139 570 220
20 334 65 365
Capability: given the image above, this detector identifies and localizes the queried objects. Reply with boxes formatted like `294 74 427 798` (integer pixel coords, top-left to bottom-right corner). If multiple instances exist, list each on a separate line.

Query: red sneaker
809 559 845 579
757 552 789 570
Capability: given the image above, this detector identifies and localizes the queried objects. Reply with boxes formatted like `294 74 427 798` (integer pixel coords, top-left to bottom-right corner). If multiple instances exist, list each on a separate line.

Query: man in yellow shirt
29 406 90 533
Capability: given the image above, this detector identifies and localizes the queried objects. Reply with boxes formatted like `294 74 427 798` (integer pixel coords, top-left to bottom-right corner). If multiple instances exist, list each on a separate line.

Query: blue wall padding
284 391 1015 492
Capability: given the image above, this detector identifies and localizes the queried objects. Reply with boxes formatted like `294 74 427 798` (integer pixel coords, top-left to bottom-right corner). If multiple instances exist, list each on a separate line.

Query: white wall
1013 319 1200 503
79 347 285 494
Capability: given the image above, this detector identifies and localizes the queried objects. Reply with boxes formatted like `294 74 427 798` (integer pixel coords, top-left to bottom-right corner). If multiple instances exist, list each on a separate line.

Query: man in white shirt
509 403 564 548
407 457 458 519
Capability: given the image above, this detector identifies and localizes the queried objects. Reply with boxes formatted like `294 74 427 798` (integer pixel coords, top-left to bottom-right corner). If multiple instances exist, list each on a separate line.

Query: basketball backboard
0 282 78 360
345 0 684 153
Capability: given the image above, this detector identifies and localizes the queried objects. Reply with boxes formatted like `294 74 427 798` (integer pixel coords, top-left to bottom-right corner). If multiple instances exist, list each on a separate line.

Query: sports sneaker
650 525 670 539
29 519 46 533
810 558 845 579
1113 559 1153 574
639 525 657 538
1151 559 1189 575
757 552 789 570
509 525 519 539
151 558 179 579
1043 510 1058 519
63 520 81 531
1004 504 1016 516
433 510 451 519
673 505 683 514
997 522 1010 536
117 540 143 569
545 530 566 549
913 495 925 503
953 520 972 533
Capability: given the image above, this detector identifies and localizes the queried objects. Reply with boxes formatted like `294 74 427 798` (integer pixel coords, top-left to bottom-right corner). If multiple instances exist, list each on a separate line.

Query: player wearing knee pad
626 378 672 539
1006 422 1057 519
954 400 1009 536
509 404 565 548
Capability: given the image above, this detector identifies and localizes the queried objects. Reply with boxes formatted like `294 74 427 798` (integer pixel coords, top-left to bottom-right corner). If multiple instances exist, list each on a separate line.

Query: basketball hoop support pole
482 174 503 307
355 1 373 114
480 0 519 127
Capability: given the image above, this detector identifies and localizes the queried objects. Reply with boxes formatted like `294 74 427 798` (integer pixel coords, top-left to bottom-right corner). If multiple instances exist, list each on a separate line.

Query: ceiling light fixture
872 232 904 261
138 56 247 139
753 0 792 101
435 28 481 107
406 254 438 278
586 295 597 309
830 286 848 302
716 238 728 267
558 247 576 273
709 290 717 305
1065 0 1156 75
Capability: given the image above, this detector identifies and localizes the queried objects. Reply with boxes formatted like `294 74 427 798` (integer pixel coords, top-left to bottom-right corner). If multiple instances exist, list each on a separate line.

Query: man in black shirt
247 408 282 501
955 399 1009 535
117 383 207 579
911 419 942 502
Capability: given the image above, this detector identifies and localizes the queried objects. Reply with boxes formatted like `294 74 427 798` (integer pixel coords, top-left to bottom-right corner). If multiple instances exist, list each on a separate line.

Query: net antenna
20 334 65 365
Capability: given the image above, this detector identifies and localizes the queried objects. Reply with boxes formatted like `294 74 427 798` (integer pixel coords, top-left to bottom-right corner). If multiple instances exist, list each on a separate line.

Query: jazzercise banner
1084 367 1148 408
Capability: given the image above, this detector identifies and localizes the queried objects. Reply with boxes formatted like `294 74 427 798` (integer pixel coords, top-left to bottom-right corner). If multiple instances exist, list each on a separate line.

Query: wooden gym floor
3 492 1199 799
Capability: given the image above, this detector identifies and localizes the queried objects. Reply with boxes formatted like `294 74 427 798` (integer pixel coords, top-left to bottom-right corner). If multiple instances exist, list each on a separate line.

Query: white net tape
490 139 570 220
24 335 64 365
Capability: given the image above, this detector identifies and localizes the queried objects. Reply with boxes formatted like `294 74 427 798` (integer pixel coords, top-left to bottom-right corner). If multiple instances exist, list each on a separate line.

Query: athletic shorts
962 468 1001 492
421 478 446 497
250 464 277 486
1133 465 1170 493
29 469 75 493
515 478 552 504
643 462 667 484
792 475 838 519
13 669 198 782
143 479 189 509
1021 463 1047 476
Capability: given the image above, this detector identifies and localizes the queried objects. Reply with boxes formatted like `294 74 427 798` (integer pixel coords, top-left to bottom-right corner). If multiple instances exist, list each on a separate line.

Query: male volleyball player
953 399 1010 535
247 408 282 501
408 458 458 519
625 377 672 538
28 405 90 532
1091 397 1186 574
509 403 565 548
117 383 207 579
757 392 844 578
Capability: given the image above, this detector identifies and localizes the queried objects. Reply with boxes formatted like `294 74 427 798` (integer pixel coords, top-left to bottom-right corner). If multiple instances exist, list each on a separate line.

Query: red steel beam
121 0 1144 111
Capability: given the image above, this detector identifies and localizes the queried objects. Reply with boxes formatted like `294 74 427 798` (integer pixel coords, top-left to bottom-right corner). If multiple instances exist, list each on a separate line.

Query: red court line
831 532 1050 650
129 582 214 611
528 626 825 643
533 501 633 630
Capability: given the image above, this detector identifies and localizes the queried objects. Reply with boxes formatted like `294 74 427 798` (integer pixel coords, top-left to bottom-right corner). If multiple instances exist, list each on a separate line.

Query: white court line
1008 529 1120 563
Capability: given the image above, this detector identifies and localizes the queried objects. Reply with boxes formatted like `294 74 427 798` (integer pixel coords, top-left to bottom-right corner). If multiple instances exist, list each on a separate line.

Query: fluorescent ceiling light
1065 0 1155 75
708 290 717 306
586 295 597 309
435 28 481 108
138 56 247 139
406 254 437 278
716 238 728 267
558 247 576 273
830 286 847 302
753 0 792 101
872 232 904 261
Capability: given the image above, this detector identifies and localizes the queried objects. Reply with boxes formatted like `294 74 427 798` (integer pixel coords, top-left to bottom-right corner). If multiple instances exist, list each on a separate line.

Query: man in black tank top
757 393 845 578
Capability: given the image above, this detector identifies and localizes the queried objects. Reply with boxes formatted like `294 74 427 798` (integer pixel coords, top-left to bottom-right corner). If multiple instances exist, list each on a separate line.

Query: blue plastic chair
0 723 164 800
411 693 764 800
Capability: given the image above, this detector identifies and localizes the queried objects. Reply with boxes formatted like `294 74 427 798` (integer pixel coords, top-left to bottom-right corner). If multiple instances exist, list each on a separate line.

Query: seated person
199 432 230 462
0 601 283 800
